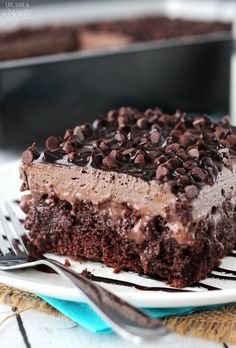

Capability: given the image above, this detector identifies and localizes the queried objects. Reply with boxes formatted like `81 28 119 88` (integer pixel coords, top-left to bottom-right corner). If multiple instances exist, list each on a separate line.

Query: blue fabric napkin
39 295 230 334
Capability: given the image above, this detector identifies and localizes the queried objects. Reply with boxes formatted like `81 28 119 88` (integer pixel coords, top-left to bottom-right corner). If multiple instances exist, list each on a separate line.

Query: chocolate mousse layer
20 108 236 287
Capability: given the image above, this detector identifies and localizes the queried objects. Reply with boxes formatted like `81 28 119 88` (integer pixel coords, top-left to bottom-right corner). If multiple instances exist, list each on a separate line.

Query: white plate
0 160 236 308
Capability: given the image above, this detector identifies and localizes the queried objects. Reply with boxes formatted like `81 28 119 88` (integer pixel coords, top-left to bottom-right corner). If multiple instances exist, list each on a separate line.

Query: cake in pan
20 107 236 287
0 16 231 61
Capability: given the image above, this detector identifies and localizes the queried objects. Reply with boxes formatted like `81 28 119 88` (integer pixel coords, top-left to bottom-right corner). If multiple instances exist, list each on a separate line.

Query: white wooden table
0 304 234 348
0 153 235 348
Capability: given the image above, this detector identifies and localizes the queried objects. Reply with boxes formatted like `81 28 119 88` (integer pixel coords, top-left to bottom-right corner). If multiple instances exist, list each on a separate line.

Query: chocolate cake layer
0 16 231 61
20 108 236 287
0 26 79 61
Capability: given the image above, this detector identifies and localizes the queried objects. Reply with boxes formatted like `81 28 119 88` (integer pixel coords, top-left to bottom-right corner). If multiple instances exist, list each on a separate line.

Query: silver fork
0 202 169 343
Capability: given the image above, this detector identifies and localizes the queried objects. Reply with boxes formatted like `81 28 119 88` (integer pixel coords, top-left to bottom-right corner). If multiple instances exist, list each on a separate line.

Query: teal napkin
39 295 229 334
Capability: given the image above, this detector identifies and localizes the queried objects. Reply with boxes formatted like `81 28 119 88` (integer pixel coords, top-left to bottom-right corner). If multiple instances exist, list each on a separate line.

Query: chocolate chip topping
150 131 161 144
25 107 236 199
102 155 117 169
21 143 40 164
22 150 34 164
46 136 61 152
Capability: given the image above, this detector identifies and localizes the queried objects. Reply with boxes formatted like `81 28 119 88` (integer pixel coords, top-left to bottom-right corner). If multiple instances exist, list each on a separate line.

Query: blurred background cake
0 0 235 152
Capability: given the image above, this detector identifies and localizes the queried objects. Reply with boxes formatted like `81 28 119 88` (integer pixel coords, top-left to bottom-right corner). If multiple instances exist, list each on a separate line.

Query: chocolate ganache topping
22 107 236 198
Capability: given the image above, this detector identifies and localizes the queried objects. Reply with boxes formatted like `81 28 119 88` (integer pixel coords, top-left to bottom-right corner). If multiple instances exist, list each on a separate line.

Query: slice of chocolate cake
20 108 236 287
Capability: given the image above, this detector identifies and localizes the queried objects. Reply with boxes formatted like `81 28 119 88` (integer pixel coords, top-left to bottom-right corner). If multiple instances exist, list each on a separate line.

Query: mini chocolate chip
92 118 107 130
151 123 161 131
67 152 77 162
150 131 161 144
115 132 127 142
179 132 192 146
218 148 229 159
195 138 205 149
165 143 181 153
46 136 61 152
133 136 141 144
28 143 40 159
136 117 149 129
62 141 75 154
144 108 155 117
146 150 157 162
200 157 217 173
87 154 103 167
21 150 34 164
133 112 143 120
175 167 186 175
156 165 169 180
183 160 193 170
118 115 129 129
170 130 181 140
221 115 230 125
176 149 188 161
64 129 73 140
134 154 145 166
185 185 198 199
165 158 181 170
192 117 206 129
191 167 205 181
139 137 149 146
187 147 199 159
119 106 135 117
110 149 121 160
148 115 159 124
154 155 168 166
102 155 117 169
99 141 108 152
107 109 118 122
226 134 236 145
173 120 185 132
219 139 230 148
178 175 191 185
122 148 134 156
214 127 226 139
73 126 85 142
158 114 176 125
203 132 214 143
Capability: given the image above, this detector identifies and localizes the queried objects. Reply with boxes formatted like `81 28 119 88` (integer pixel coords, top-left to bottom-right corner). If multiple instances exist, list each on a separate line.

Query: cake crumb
64 259 71 267
81 269 92 279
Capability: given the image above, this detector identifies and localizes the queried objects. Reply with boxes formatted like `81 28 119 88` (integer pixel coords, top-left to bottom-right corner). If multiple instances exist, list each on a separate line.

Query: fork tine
5 202 28 255
0 207 16 255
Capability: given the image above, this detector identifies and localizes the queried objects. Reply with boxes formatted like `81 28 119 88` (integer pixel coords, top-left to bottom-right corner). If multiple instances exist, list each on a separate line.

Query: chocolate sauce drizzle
214 266 236 276
209 273 236 281
88 274 191 292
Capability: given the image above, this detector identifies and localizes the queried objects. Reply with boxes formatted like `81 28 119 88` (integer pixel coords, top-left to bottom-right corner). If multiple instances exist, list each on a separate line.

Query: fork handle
42 258 169 343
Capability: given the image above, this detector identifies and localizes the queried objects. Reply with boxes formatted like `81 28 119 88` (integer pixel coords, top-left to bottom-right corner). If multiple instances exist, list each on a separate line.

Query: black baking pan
0 32 232 149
